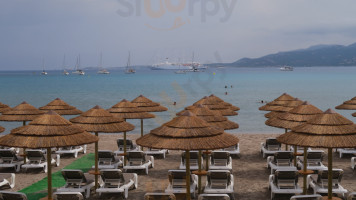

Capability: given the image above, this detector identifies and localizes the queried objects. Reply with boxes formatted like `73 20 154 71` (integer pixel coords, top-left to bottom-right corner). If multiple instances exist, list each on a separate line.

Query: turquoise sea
1 66 356 135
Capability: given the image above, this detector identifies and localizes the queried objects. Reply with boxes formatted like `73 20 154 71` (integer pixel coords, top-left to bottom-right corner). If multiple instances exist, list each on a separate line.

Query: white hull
72 70 85 75
97 69 110 74
280 66 293 71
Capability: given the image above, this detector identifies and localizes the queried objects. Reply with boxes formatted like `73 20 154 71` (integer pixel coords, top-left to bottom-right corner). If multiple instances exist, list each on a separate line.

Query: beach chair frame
209 151 232 171
0 149 24 172
123 151 154 175
290 194 323 200
261 138 282 158
53 192 84 200
21 150 60 173
55 145 86 158
335 148 356 158
307 169 347 198
198 193 231 200
179 151 203 171
0 191 28 200
144 192 176 200
269 169 302 200
57 169 95 198
222 143 240 158
204 170 234 200
93 150 123 169
267 151 296 174
0 173 15 188
297 150 327 171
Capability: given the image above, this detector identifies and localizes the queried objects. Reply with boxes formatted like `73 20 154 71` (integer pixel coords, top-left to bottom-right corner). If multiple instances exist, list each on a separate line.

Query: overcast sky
1 0 356 70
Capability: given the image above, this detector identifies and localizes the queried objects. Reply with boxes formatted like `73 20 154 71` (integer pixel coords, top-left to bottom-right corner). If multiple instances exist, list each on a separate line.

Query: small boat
185 52 204 72
97 53 110 74
41 58 47 75
125 52 136 74
280 66 293 71
62 55 69 75
63 70 69 75
72 55 85 75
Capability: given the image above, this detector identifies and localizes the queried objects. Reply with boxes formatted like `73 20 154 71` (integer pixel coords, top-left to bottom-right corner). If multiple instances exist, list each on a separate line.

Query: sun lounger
222 143 240 157
307 169 347 198
165 170 198 199
53 192 84 200
144 193 176 200
55 145 86 158
0 149 24 172
57 169 95 198
21 150 60 173
348 192 356 200
290 194 322 200
123 151 154 175
93 150 122 169
290 146 312 155
352 157 356 170
114 139 138 155
0 191 28 200
297 150 327 171
335 148 356 158
144 148 168 159
198 194 231 200
261 138 282 158
204 170 234 200
209 151 232 171
267 151 296 174
0 146 20 154
96 169 137 199
0 173 15 189
179 151 203 171
269 169 302 200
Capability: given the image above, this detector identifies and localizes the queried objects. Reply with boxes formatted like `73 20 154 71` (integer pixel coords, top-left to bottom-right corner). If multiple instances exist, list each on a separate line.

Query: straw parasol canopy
137 111 239 200
0 126 4 133
207 94 240 111
108 99 155 119
264 98 304 119
352 112 356 117
177 104 239 130
70 105 134 133
335 96 356 110
277 109 356 200
0 110 98 200
0 102 10 113
259 93 295 111
131 95 168 112
0 101 45 123
39 98 82 115
193 97 237 116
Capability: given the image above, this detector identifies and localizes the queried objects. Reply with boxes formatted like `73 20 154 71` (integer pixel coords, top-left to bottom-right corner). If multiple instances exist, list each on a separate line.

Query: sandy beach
6 133 356 200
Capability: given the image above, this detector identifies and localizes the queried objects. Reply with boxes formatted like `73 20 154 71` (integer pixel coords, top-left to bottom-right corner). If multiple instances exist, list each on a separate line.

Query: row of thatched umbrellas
260 93 356 200
0 94 239 200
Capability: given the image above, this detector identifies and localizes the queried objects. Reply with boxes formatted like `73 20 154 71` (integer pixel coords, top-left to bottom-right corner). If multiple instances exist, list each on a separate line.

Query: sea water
1 66 356 135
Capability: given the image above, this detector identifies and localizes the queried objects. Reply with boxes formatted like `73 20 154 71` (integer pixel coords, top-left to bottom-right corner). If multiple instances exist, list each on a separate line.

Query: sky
1 0 356 70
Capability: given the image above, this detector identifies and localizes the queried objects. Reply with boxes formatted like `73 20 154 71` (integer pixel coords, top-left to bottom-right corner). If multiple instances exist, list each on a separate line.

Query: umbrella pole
124 131 127 165
94 132 99 190
303 147 307 194
198 150 202 194
23 121 27 164
186 150 191 200
293 145 297 166
47 147 52 200
285 128 288 150
328 148 332 200
141 119 144 151
205 151 209 171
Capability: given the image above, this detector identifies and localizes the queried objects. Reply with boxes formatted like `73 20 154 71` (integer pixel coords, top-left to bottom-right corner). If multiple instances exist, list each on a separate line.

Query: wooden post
328 148 332 200
94 132 99 190
186 150 191 200
285 128 288 150
124 118 127 165
205 152 209 171
293 145 297 166
23 121 27 164
303 147 307 194
47 148 52 200
198 150 202 194
141 119 144 151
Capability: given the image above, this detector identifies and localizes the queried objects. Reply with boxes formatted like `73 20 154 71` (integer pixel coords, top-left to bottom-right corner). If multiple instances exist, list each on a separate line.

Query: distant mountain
230 42 356 67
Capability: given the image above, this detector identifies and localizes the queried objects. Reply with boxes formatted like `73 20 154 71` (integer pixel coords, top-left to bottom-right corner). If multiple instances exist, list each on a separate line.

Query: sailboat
186 52 201 72
62 55 69 75
174 59 186 74
125 52 136 74
97 52 110 74
72 55 85 75
41 58 48 75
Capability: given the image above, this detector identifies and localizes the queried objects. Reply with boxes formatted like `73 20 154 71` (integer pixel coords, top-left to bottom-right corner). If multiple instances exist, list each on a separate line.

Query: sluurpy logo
116 0 238 31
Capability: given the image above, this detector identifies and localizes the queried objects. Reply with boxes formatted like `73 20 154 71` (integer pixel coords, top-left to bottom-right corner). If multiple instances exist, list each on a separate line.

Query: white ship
280 66 294 71
152 55 207 70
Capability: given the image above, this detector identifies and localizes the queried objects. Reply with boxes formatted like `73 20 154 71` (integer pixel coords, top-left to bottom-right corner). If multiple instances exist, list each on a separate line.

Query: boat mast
127 51 131 70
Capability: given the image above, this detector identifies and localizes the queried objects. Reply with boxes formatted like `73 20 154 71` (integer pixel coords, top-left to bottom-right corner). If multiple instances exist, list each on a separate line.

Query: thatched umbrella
0 101 45 163
335 97 356 110
277 109 356 200
259 93 295 111
264 98 303 118
0 102 10 113
131 95 167 138
137 111 239 200
0 126 4 133
39 98 82 115
108 99 155 161
70 105 135 189
193 97 237 116
176 104 239 193
352 112 356 117
0 111 98 200
207 94 240 111
266 101 323 194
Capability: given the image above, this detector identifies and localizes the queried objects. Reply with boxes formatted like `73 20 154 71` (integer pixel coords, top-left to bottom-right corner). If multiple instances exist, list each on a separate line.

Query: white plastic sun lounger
269 169 302 200
165 170 198 199
144 192 176 200
209 151 232 171
53 192 84 200
261 138 282 158
307 169 348 198
335 148 356 158
21 150 60 173
55 145 86 158
297 150 327 172
267 151 296 174
57 169 95 198
92 150 122 169
0 191 28 200
96 169 138 199
198 194 231 200
222 143 240 157
114 139 138 155
290 194 322 200
204 170 234 200
144 148 168 159
351 157 356 170
179 151 203 171
0 149 24 172
347 192 356 200
0 173 15 189
123 151 154 175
